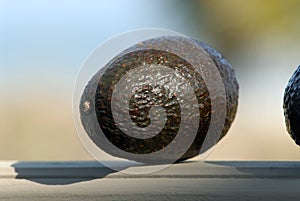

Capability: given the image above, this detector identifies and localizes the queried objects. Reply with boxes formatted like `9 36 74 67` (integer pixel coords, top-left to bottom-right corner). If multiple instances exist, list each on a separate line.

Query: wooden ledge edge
1 160 300 179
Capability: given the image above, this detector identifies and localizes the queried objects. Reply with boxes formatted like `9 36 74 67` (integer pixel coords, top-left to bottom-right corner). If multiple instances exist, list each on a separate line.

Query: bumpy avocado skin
284 65 300 145
180 40 239 160
80 36 239 163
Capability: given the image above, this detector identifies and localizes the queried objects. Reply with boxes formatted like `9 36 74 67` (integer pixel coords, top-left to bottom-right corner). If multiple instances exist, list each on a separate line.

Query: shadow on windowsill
11 161 128 185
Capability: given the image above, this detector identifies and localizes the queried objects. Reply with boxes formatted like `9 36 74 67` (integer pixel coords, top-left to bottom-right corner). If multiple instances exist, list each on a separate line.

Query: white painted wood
1 161 300 201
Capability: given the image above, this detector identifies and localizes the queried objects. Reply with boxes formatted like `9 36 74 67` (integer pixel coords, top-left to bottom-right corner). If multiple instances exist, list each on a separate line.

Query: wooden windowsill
1 160 300 200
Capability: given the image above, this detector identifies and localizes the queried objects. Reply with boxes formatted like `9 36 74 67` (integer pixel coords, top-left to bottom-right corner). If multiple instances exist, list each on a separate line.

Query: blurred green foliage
182 0 300 57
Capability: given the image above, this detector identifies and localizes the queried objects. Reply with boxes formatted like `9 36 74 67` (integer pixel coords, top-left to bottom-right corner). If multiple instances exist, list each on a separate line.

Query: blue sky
0 0 193 76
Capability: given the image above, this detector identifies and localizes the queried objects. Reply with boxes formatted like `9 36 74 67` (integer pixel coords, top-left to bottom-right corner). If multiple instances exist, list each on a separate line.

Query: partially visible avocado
80 36 239 163
284 65 300 145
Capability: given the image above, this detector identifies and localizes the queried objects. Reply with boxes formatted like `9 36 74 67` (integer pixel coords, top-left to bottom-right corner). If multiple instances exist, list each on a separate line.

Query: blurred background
1 0 300 161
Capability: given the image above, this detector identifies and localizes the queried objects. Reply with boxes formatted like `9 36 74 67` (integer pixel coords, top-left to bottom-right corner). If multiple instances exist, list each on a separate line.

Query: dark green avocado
80 36 239 164
284 65 300 145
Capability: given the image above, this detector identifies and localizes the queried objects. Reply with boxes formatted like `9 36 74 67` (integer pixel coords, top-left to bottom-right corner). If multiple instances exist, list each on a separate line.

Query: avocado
284 65 300 145
80 36 239 164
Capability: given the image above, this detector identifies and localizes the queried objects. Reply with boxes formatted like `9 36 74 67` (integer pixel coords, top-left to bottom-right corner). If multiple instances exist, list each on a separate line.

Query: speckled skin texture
284 65 300 145
80 36 239 163
194 40 239 141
